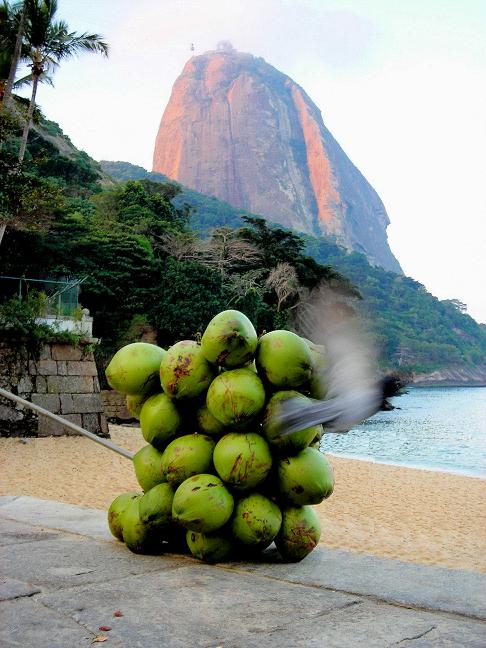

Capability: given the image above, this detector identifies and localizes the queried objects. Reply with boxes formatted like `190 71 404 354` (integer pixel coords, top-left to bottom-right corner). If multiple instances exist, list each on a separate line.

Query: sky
18 0 486 323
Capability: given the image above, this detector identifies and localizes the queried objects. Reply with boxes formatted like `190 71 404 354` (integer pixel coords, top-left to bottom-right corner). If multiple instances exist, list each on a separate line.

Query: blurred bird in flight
277 287 402 436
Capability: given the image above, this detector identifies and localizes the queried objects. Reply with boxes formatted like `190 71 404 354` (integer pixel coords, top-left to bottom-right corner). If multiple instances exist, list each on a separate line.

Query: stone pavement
0 496 485 648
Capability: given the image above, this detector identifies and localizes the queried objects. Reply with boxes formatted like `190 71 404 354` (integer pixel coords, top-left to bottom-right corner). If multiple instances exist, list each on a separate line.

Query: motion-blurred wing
277 287 381 435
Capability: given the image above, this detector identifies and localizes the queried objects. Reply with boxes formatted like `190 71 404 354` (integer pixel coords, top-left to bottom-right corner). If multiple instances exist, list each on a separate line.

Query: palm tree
0 0 108 245
17 0 108 162
1 1 46 108
1 0 27 107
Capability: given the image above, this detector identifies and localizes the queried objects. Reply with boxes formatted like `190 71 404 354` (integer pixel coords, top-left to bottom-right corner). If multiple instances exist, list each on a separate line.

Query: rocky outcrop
153 47 402 273
412 367 486 387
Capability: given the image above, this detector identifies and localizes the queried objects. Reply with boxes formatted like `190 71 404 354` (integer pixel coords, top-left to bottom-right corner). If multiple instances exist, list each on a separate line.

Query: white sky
20 0 486 323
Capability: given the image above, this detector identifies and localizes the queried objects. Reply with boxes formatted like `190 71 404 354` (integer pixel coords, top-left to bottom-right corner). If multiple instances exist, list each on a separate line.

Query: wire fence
0 275 88 317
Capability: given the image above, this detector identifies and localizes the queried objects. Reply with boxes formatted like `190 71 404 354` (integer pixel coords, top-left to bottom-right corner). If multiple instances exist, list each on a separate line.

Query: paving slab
0 496 110 541
39 565 360 648
0 532 188 592
0 577 41 602
225 602 486 648
1 497 486 647
7 561 486 648
0 597 97 648
0 517 60 547
229 546 486 620
2 496 484 619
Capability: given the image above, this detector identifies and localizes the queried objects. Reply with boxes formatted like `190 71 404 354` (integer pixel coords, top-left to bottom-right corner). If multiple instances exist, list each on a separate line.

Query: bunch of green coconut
106 309 334 563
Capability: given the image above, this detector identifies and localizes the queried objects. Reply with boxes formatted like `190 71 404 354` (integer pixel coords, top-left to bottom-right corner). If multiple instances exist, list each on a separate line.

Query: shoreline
325 451 486 479
410 383 486 388
1 425 485 573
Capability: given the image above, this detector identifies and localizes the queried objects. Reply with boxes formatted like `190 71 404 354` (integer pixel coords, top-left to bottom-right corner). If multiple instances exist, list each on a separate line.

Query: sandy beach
1 424 485 573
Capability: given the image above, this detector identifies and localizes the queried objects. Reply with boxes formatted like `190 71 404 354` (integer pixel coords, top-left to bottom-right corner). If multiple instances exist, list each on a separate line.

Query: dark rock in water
379 373 409 410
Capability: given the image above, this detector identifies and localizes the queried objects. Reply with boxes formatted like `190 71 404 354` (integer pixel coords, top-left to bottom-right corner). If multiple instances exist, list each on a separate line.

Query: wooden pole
0 387 134 460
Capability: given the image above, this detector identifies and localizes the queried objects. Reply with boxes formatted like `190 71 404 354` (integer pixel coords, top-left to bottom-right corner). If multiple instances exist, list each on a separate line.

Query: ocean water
321 387 486 476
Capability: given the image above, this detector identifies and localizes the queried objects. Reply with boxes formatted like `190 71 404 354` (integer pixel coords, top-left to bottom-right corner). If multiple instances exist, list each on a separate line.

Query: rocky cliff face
153 48 402 273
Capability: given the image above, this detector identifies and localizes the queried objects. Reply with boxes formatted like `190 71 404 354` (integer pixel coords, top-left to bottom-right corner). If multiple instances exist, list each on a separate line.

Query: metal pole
0 387 134 461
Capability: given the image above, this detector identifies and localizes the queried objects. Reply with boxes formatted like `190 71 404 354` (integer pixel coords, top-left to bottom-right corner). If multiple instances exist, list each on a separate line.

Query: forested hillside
1 112 353 378
1 114 485 382
102 160 486 376
100 160 250 232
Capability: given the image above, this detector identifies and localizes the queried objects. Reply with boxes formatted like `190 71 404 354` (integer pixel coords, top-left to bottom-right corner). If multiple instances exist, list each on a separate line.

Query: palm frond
13 69 53 87
66 31 109 56
41 53 59 72
35 19 108 62
25 0 58 48
0 0 20 48
50 23 109 58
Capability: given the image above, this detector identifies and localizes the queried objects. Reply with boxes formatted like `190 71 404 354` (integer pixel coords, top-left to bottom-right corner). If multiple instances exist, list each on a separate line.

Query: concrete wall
36 313 93 337
0 341 107 437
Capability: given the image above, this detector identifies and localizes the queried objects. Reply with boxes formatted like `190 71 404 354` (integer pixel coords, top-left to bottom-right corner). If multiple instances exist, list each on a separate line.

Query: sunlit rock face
153 47 402 273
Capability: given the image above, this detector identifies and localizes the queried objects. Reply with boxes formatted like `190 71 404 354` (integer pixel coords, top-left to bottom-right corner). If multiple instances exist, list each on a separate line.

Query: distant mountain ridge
101 159 486 383
152 47 402 274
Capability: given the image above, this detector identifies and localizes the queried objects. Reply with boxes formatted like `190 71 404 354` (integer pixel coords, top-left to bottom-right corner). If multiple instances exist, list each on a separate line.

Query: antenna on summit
217 40 235 52
190 42 195 53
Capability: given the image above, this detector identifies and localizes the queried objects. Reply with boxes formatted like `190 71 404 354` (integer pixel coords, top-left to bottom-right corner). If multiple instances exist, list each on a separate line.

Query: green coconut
206 368 266 427
105 342 166 396
263 390 322 454
275 505 321 562
121 496 150 553
186 529 233 563
132 444 166 492
256 331 312 388
201 309 258 368
139 483 175 531
161 434 216 486
278 447 334 506
125 393 148 420
196 404 226 437
139 392 182 450
107 492 139 541
213 432 272 491
231 493 282 550
172 474 234 533
307 341 327 399
160 340 217 400
221 361 257 374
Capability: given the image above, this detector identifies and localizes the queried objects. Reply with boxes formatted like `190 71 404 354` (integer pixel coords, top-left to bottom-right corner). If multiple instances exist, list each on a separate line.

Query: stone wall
101 390 132 422
0 340 107 437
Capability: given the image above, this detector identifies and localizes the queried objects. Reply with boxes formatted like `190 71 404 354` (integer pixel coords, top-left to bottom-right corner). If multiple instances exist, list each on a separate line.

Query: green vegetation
100 160 250 231
305 237 486 371
1 116 485 376
2 115 353 379
102 161 486 374
0 293 87 350
0 110 65 234
1 0 108 163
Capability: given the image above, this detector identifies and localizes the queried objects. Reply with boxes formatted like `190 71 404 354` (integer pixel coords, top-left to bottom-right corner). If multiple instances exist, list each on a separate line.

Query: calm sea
321 387 486 477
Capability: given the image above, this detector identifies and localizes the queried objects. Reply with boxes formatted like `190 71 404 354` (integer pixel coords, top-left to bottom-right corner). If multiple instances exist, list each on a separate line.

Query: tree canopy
1 119 485 378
